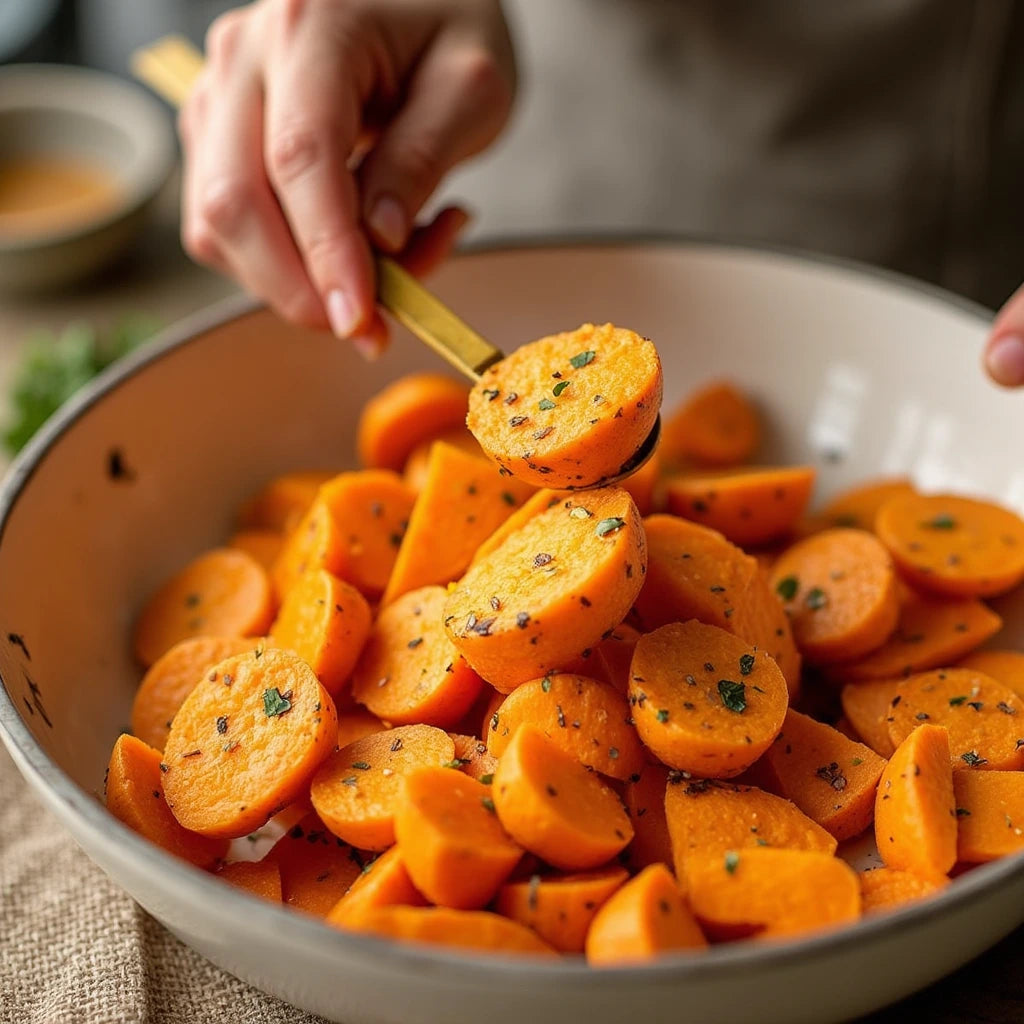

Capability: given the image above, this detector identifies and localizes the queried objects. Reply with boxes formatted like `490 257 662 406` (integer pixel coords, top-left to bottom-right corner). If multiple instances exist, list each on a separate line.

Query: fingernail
351 334 382 362
985 333 1024 386
326 289 358 338
368 195 407 251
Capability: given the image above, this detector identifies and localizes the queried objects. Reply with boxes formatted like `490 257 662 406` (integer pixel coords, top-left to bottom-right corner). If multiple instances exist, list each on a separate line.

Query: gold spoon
131 35 660 484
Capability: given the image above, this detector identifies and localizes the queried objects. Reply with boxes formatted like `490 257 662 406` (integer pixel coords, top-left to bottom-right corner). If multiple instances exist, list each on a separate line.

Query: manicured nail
325 289 358 338
368 195 407 251
351 333 382 362
985 334 1024 387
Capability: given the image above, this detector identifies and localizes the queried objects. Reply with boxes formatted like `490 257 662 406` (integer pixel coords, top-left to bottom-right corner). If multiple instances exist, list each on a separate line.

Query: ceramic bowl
0 63 175 291
2 240 1023 1024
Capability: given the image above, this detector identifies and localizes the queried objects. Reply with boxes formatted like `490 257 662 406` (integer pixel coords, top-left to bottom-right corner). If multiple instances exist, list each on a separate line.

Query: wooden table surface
1 181 1022 1024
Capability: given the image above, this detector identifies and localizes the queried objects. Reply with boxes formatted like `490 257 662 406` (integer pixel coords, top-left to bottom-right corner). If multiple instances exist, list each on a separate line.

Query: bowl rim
0 62 176 252
0 233 1017 990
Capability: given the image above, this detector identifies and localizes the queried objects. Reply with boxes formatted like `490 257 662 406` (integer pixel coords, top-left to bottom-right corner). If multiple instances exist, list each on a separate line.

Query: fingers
359 33 513 254
398 206 471 278
262 14 376 342
181 11 326 328
985 282 1024 387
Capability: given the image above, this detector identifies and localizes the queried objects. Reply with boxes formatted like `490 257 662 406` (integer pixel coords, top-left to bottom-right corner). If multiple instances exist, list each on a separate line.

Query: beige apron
445 0 1024 308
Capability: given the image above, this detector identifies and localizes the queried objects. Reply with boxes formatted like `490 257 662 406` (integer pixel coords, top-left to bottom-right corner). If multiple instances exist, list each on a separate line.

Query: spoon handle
374 256 503 381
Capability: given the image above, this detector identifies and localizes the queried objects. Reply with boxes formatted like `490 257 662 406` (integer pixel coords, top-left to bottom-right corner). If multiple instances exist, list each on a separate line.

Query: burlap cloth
1 741 1021 1024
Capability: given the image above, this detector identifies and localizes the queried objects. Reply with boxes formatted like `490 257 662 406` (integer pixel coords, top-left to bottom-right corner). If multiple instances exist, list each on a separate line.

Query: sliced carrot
326 845 428 926
496 867 628 953
875 724 957 877
357 372 470 471
876 493 1024 599
105 734 228 869
660 380 760 469
817 477 917 533
885 669 1024 771
839 679 903 757
382 441 534 605
268 568 371 698
957 650 1024 699
628 621 789 778
753 709 887 841
162 648 338 838
595 623 642 695
467 323 663 489
479 687 506 742
633 516 801 696
769 529 900 664
394 766 523 909
585 864 707 965
449 733 499 782
216 860 282 901
685 847 860 940
227 528 285 573
492 724 633 870
469 488 568 568
623 764 674 870
263 811 363 916
953 771 1024 863
827 589 1002 683
131 636 254 751
310 725 455 850
620 447 661 516
403 426 483 493
336 905 558 956
487 673 644 780
858 866 947 914
335 708 386 748
236 469 336 534
134 548 274 667
664 778 837 884
444 488 646 692
664 466 815 548
351 585 484 727
272 470 416 602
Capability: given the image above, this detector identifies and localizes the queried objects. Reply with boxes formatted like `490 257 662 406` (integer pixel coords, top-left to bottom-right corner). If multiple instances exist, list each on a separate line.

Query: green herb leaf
481 796 496 814
724 851 740 874
538 398 557 410
552 380 570 397
961 750 988 767
480 773 494 786
949 695 968 706
738 653 755 676
351 761 371 770
656 709 670 723
596 517 626 537
541 676 552 693
717 679 747 713
775 576 799 601
569 350 596 369
805 587 828 611
262 687 292 717
921 514 957 530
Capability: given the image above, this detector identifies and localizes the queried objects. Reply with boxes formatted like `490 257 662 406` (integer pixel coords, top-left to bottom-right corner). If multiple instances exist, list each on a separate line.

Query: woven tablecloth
3 739 1024 1024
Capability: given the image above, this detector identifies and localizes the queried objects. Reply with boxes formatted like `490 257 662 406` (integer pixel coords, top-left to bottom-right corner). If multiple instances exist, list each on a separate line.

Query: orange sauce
0 155 122 238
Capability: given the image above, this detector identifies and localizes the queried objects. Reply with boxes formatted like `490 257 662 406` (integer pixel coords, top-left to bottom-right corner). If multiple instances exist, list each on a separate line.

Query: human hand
179 0 515 357
984 283 1024 387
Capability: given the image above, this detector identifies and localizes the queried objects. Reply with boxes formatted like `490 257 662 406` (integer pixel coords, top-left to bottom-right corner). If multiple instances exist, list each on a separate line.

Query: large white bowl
2 241 1023 1024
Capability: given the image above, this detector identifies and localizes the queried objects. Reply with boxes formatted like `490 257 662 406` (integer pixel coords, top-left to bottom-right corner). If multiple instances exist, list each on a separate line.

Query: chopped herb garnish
656 709 670 723
570 350 596 369
961 750 988 767
805 587 828 611
718 679 747 713
482 388 500 401
516 612 530 629
262 687 292 718
552 380 571 397
342 776 358 787
570 506 592 519
609 747 619 759
480 773 494 785
724 851 740 874
534 552 553 567
949 695 968 706
215 716 228 735
481 796 496 814
815 762 848 791
956 807 972 817
541 676 552 693
775 576 799 601
509 415 528 427
443 759 470 769
595 517 626 537
738 653 755 676
501 491 517 506
921 514 957 530
538 398 556 411
407 637 423 649
351 761 371 770
997 702 1017 715
851 757 863 766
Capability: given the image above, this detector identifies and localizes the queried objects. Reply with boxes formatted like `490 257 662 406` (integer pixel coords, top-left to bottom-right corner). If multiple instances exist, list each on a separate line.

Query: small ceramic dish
1 240 1022 1024
0 63 176 291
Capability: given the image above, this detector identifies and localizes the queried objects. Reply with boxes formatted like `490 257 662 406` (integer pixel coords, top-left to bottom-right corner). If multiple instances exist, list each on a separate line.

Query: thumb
358 36 513 252
984 282 1024 387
